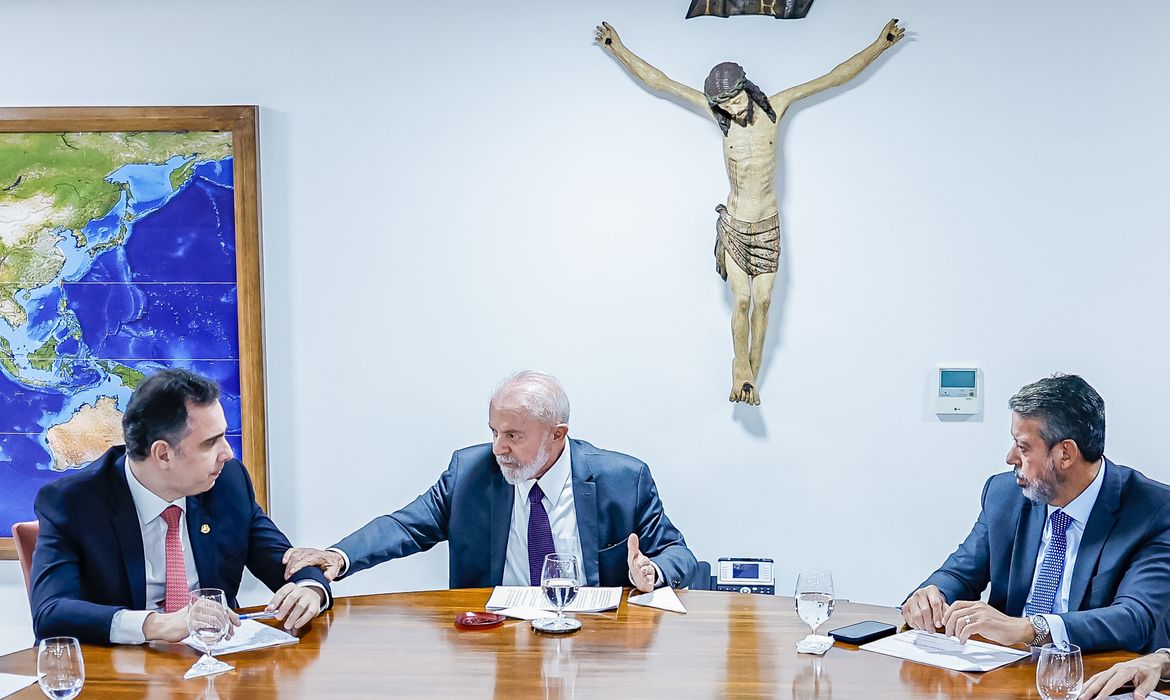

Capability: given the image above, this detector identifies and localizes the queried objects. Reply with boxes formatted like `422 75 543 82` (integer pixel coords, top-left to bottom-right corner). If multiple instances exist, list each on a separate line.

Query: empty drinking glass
1036 643 1083 700
37 636 84 700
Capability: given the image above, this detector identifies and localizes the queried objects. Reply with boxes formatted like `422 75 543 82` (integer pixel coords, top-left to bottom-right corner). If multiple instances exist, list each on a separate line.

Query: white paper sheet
485 586 622 613
860 630 1030 673
628 586 687 613
1109 693 1170 700
494 607 557 620
0 673 36 699
181 619 298 656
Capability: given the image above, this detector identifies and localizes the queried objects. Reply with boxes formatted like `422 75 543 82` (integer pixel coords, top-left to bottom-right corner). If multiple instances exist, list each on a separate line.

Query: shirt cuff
1156 649 1170 680
296 580 331 612
1044 614 1069 648
325 547 350 578
110 609 151 645
628 561 667 589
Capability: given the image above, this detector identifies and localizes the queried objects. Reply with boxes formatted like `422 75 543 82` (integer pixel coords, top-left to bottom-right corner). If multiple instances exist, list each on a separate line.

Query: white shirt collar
517 439 572 506
123 458 187 527
1048 458 1107 526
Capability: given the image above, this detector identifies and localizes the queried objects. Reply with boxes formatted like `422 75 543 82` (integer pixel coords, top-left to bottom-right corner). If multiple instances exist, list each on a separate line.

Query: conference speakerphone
715 557 775 595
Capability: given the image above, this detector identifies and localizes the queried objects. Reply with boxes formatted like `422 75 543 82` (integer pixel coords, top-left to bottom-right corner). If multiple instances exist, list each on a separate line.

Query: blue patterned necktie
1025 509 1074 616
527 483 556 586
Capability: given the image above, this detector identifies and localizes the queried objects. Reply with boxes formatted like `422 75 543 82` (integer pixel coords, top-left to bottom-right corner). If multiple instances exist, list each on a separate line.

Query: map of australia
0 131 244 537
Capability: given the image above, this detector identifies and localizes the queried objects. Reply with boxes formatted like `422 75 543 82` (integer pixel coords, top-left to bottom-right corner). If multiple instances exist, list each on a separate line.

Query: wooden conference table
0 588 1143 698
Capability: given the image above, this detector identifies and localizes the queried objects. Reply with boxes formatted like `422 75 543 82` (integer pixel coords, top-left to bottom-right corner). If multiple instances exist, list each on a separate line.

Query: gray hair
490 370 570 425
1008 373 1105 463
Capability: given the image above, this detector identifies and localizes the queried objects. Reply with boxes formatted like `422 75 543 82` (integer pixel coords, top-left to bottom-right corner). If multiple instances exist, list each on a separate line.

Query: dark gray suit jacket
332 439 697 588
914 459 1170 652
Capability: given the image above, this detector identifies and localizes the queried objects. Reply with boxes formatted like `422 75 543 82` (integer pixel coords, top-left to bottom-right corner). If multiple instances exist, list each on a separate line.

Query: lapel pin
200 524 211 534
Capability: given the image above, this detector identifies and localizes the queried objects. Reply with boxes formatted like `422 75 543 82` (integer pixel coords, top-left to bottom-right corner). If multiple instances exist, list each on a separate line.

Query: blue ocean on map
1 155 244 535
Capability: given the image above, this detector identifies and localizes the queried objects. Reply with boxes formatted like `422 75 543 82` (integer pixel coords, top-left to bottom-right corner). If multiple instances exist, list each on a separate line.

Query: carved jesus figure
596 19 904 405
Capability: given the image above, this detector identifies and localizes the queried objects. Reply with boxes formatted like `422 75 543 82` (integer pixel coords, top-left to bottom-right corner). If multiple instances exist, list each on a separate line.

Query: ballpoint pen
239 610 277 621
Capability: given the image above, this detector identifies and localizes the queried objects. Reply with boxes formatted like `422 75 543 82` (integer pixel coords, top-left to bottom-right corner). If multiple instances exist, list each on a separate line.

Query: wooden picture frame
0 106 267 560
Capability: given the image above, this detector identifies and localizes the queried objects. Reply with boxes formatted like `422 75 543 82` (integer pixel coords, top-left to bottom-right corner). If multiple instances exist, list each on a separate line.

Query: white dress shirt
503 444 585 586
110 461 201 644
1026 459 1107 648
112 460 327 644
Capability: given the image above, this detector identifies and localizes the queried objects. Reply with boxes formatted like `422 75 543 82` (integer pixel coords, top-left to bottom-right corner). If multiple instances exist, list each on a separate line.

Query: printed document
486 586 621 613
182 619 299 656
861 630 1030 673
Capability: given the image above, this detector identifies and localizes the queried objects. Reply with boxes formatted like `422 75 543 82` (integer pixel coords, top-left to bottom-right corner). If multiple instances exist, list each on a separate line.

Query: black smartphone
827 620 897 645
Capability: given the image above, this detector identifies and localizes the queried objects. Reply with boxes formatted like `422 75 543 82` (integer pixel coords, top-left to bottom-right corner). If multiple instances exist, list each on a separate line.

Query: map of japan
0 131 244 537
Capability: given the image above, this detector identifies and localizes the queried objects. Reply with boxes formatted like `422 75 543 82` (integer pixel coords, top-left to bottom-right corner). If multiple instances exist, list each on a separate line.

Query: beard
1017 456 1064 504
497 436 551 485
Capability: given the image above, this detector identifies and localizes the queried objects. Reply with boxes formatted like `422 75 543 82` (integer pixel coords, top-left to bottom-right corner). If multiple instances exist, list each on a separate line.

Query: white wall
4 0 1170 645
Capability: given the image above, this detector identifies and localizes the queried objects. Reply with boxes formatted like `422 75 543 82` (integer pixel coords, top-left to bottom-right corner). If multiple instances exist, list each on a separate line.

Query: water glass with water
37 636 84 700
1036 643 1083 700
794 569 835 636
535 553 582 633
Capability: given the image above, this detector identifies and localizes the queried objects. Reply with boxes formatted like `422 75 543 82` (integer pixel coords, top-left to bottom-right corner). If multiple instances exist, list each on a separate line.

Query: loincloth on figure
713 204 781 280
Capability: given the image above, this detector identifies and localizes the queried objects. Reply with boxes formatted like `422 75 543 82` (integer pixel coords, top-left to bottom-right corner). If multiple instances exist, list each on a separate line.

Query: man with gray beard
283 370 696 592
901 374 1170 653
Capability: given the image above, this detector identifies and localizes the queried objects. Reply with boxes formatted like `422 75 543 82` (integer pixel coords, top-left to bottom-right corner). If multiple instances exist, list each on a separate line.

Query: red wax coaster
455 611 506 630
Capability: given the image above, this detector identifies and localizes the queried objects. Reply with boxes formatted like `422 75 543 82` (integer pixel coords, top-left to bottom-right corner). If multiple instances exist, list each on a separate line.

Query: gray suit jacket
915 459 1170 652
332 439 697 588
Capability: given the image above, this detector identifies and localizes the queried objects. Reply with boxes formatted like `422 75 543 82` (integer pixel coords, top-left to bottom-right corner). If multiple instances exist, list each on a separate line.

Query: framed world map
0 106 268 559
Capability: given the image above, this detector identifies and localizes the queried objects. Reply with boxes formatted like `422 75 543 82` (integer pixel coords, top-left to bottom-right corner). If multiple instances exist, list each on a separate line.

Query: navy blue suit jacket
915 460 1170 652
332 439 698 588
30 446 330 644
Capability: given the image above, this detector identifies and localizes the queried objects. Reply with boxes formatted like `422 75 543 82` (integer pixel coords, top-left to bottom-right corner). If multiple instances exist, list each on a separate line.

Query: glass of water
1036 643 1083 700
794 569 835 637
37 636 84 700
534 553 582 633
187 588 231 660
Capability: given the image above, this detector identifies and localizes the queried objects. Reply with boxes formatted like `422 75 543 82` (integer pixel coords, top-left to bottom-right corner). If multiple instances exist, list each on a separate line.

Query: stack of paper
486 586 622 615
860 630 1030 673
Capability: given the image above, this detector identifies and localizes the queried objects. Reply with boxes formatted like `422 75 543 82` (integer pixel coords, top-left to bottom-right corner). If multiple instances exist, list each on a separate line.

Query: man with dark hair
596 19 904 405
29 368 330 645
902 374 1170 653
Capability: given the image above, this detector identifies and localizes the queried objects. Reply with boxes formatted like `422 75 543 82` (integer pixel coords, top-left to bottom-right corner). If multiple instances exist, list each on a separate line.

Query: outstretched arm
595 21 708 112
771 18 905 107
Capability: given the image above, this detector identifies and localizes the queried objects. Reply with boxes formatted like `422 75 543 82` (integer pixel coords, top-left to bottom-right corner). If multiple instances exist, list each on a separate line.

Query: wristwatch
1029 614 1050 646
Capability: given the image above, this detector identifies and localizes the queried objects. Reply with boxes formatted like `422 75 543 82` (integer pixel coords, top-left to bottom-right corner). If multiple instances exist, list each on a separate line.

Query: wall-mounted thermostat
935 367 982 416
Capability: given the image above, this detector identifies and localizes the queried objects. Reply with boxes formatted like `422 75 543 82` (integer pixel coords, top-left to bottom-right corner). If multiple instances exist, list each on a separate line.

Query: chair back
13 520 40 595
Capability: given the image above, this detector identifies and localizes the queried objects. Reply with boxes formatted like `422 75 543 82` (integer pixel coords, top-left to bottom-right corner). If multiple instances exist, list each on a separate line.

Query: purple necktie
1025 509 1074 616
528 483 556 586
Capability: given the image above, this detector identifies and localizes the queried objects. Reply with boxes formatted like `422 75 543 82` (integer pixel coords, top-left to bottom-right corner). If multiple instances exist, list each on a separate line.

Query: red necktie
161 505 188 613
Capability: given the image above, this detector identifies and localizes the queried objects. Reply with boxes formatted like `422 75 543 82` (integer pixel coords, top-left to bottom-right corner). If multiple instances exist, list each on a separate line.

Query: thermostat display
935 367 982 416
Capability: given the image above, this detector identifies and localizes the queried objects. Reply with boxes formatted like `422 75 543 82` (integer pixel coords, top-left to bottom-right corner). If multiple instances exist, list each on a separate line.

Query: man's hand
627 533 657 593
267 583 324 632
879 18 905 47
1080 653 1170 700
943 600 1033 645
902 585 947 631
142 605 240 643
283 547 344 581
595 21 622 50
